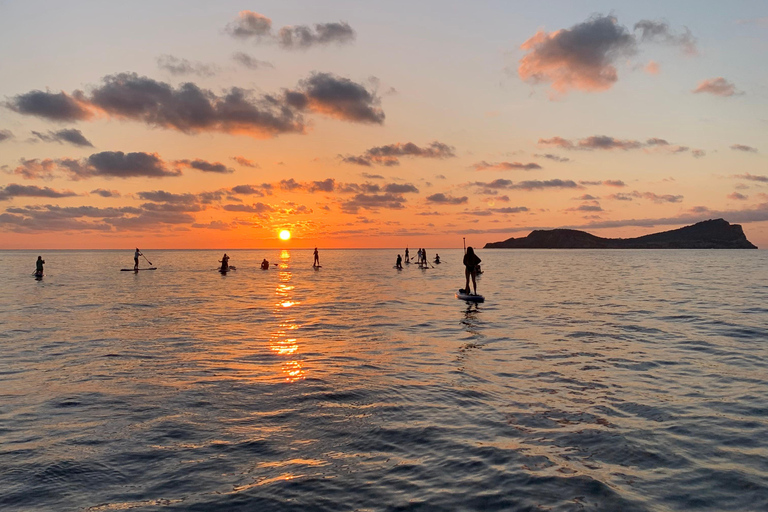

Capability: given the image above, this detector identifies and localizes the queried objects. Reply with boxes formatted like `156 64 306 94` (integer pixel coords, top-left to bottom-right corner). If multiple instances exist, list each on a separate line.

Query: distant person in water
35 256 45 277
220 253 230 271
434 254 440 264
396 254 403 269
405 247 410 263
134 248 142 270
463 247 482 295
422 249 428 266
261 258 270 270
313 247 320 267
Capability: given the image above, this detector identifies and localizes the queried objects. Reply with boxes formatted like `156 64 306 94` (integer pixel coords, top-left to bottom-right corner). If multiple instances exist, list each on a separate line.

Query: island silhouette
484 219 757 249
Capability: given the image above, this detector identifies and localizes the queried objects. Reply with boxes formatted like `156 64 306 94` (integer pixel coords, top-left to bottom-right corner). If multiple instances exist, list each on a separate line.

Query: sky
0 0 766 249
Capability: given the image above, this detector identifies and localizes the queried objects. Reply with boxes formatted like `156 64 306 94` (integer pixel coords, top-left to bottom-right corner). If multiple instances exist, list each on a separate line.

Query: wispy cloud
156 55 217 77
342 141 454 166
30 128 93 147
693 77 742 97
730 144 758 153
472 161 542 171
226 11 355 49
0 184 79 201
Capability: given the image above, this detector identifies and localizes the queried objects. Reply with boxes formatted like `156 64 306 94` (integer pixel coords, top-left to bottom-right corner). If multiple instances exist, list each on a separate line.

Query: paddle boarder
434 254 441 264
35 256 45 277
313 247 320 267
463 246 481 295
220 253 230 272
261 258 270 270
396 254 403 269
405 247 410 263
134 248 143 271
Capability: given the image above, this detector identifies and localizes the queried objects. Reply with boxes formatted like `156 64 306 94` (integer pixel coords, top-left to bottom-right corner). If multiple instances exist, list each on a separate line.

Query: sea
1 249 767 512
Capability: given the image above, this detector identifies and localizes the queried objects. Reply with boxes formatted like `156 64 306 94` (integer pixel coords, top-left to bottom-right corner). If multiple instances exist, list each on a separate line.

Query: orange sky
1 2 766 249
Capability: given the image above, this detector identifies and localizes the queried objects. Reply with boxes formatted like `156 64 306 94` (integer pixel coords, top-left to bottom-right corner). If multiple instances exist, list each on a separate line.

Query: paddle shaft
142 253 153 266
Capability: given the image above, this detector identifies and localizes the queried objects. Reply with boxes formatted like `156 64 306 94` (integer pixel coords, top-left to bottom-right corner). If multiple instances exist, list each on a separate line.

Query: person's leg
471 271 477 294
464 267 470 292
134 257 139 270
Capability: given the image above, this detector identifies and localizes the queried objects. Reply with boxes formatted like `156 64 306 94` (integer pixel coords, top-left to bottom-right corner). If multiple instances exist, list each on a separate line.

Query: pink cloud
644 60 660 75
693 77 741 97
518 16 635 95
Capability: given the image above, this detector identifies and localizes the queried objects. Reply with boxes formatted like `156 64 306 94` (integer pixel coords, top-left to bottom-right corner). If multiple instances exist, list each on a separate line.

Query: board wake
121 268 157 271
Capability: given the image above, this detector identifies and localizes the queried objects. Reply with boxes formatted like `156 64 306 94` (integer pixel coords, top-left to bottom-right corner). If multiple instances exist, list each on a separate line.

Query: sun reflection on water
269 251 305 382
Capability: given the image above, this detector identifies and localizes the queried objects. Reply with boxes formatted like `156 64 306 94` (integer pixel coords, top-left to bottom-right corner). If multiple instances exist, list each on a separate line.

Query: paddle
142 253 153 266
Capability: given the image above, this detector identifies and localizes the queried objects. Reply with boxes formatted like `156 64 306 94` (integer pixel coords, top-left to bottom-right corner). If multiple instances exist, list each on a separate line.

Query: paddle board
219 266 236 273
121 268 157 271
313 265 322 268
456 289 484 302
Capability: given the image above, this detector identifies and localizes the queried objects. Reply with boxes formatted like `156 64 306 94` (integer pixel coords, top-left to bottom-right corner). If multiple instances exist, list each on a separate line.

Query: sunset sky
1 0 766 249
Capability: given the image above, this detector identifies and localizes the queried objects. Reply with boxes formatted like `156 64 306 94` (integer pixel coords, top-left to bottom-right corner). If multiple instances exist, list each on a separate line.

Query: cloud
30 128 94 147
693 77 741 97
566 203 604 212
644 60 660 75
734 173 768 183
288 72 384 124
728 192 748 201
0 129 13 142
6 90 92 121
232 52 273 70
692 149 706 158
225 11 272 39
633 19 697 55
277 22 356 49
90 188 120 197
518 15 636 94
9 72 383 138
232 156 260 168
384 183 419 194
225 11 355 49
362 172 385 179
175 159 234 174
342 141 454 166
473 161 542 171
230 184 267 195
223 203 275 213
340 193 407 214
9 158 57 180
511 179 580 191
136 190 198 204
574 135 643 150
192 220 233 230
309 178 336 192
540 135 699 155
73 151 180 179
534 153 570 162
157 55 217 77
607 190 683 203
0 184 79 201
426 193 468 205
731 144 758 153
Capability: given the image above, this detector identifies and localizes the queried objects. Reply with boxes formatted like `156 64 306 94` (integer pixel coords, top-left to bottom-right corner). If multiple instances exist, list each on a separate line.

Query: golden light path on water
269 250 305 382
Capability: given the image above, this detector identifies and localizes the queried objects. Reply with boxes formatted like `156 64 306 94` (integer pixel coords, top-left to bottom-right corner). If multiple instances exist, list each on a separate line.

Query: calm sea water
1 249 767 511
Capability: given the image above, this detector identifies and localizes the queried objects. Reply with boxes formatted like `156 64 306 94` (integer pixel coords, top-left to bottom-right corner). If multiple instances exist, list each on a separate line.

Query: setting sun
279 230 291 241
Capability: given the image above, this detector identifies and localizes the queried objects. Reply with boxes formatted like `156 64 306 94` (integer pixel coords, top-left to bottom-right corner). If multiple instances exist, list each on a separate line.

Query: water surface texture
1 249 767 511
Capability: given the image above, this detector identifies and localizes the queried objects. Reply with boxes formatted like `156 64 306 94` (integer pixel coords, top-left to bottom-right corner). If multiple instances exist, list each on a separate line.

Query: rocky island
484 219 757 249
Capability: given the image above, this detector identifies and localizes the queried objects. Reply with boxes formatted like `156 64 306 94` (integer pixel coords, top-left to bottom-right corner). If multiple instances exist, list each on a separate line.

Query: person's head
467 246 475 256
37 255 42 260
224 253 228 257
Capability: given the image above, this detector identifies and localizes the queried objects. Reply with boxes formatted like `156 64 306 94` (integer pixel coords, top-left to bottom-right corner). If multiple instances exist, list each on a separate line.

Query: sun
279 230 291 241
